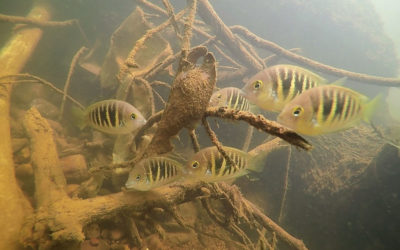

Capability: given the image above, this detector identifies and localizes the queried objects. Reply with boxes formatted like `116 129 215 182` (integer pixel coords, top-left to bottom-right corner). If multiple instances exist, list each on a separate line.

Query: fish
84 99 146 134
209 87 251 111
185 146 264 183
277 85 382 135
241 64 327 112
125 156 185 191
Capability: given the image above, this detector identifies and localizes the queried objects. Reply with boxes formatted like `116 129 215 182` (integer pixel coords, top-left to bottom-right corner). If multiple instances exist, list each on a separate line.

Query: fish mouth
125 181 136 190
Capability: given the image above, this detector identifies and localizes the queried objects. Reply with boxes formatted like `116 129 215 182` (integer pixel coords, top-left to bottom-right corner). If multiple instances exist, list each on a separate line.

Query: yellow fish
185 146 263 183
209 87 251 111
242 64 326 112
125 157 184 191
277 85 381 135
85 99 146 134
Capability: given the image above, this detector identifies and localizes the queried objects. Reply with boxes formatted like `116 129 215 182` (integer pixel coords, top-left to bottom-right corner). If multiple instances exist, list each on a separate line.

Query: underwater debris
144 46 216 157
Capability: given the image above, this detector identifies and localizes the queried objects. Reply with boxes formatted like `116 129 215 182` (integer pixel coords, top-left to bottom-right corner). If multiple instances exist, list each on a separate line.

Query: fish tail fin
248 138 289 172
363 94 383 123
247 150 270 173
70 105 87 130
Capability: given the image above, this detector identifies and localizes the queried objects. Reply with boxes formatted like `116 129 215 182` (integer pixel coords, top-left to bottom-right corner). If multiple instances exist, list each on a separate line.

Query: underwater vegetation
0 0 400 249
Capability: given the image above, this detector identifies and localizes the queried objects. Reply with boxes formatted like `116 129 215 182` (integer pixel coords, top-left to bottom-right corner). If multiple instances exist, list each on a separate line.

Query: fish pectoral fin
245 173 260 182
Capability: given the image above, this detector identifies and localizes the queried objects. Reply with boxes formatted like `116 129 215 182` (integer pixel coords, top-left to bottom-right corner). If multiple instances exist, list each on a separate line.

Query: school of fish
86 65 381 191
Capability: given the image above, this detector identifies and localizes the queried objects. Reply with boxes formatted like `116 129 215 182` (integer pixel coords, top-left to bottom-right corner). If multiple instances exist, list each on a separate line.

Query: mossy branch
205 107 312 151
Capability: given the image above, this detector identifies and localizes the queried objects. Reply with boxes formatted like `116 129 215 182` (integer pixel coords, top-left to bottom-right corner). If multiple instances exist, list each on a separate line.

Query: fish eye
130 113 137 120
292 106 304 117
253 80 263 90
136 175 141 181
192 161 199 169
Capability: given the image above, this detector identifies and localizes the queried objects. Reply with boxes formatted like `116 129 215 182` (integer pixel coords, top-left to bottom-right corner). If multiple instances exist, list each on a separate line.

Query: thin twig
121 8 186 76
189 129 200 152
181 0 197 58
161 0 182 40
59 47 87 120
242 126 254 152
197 0 263 72
231 25 400 86
134 111 164 149
278 146 291 224
152 87 167 106
211 43 242 68
263 48 302 66
0 74 84 110
0 14 88 44
135 0 167 16
151 80 171 88
236 35 266 69
202 116 240 171
136 77 156 115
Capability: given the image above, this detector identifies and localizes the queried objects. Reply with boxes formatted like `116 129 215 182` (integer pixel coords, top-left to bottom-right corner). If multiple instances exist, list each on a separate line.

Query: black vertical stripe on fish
99 104 108 127
322 88 334 123
295 72 304 96
279 67 294 100
325 89 339 124
331 91 345 124
338 93 350 123
95 105 102 127
315 89 325 124
150 160 159 182
89 109 96 126
346 97 355 123
108 102 117 127
214 154 226 176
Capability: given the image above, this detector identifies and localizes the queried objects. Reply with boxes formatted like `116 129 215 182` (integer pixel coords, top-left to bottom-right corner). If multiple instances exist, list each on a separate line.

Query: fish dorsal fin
328 77 347 86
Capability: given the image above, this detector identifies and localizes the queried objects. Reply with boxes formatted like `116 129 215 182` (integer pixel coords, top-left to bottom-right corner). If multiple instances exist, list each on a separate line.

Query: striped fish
277 85 381 135
185 146 263 183
242 64 326 112
125 157 184 191
209 87 251 111
85 99 146 134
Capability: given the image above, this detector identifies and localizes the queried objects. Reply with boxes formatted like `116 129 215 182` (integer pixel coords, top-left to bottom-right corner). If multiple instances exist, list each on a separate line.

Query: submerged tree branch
197 0 263 73
0 14 88 44
231 25 400 86
205 107 312 151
